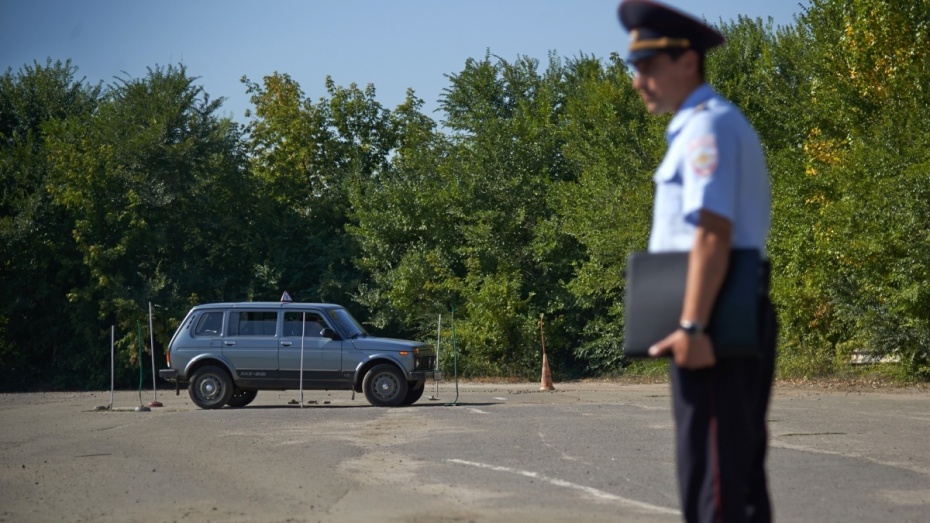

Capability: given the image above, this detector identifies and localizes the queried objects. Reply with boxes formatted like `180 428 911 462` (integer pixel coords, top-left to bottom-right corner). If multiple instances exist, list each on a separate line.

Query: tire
188 365 233 409
362 364 408 407
401 380 426 406
227 389 258 408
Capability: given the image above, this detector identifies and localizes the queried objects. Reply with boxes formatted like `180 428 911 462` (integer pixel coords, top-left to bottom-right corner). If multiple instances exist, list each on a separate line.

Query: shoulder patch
688 135 718 177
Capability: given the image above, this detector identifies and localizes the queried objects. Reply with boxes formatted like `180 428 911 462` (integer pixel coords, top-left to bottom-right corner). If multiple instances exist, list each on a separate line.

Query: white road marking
494 397 507 401
628 403 670 411
468 408 489 414
447 459 680 516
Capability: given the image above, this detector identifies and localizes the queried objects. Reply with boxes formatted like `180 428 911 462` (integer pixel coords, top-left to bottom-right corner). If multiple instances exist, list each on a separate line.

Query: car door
223 310 280 383
278 310 344 387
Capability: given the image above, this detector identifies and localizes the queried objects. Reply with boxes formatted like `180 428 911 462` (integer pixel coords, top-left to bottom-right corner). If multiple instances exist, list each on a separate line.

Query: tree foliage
351 53 586 377
4 0 930 389
241 73 376 309
0 59 101 389
790 0 930 377
2 64 256 389
552 53 663 373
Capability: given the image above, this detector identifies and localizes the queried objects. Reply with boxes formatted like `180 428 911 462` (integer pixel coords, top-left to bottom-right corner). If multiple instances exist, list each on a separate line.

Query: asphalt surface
1 381 928 522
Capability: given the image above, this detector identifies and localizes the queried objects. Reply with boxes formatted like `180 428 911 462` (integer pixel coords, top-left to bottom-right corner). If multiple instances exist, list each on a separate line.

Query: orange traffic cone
539 314 554 391
540 352 554 391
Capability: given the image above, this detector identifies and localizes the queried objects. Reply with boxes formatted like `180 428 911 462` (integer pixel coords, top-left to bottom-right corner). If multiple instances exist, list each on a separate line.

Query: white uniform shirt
648 83 771 254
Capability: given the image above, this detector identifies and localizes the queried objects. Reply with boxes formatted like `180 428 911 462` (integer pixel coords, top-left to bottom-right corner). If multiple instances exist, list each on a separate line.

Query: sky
1 0 807 124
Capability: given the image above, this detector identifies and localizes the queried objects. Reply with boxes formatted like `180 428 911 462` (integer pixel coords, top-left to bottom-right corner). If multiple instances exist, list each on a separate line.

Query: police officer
617 1 777 522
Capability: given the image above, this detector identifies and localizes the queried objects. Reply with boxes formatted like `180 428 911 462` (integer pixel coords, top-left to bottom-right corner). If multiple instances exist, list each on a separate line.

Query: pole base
146 401 163 408
134 405 151 412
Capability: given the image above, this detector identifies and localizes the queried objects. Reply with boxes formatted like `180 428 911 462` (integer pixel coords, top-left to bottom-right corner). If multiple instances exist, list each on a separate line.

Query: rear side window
228 311 278 337
194 311 224 336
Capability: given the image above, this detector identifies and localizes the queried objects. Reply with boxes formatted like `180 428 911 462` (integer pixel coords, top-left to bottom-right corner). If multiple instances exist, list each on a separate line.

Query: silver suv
159 302 438 408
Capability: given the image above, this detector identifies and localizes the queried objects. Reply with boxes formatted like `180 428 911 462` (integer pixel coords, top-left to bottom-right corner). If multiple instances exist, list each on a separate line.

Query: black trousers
669 296 777 523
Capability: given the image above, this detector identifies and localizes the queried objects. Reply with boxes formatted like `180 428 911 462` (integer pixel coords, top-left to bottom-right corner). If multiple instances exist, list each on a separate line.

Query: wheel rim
196 374 224 403
371 372 399 401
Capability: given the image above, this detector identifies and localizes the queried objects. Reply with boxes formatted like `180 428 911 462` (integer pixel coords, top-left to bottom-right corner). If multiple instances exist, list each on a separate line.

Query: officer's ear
673 49 702 80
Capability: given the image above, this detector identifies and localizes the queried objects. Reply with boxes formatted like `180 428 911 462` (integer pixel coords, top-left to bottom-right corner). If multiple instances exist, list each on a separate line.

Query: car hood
349 336 429 352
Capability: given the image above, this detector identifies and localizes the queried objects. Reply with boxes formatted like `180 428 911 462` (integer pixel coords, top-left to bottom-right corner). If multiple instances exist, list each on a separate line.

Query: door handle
280 341 293 347
224 341 236 346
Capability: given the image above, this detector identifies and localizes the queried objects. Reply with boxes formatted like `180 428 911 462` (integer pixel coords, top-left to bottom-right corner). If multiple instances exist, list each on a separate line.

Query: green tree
241 74 388 312
45 64 255 386
705 16 838 376
348 88 456 334
551 54 664 373
796 0 930 377
350 53 591 377
0 59 101 390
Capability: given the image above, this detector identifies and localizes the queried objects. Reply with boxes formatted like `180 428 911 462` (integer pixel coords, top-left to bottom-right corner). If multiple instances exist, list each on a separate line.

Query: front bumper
409 370 442 381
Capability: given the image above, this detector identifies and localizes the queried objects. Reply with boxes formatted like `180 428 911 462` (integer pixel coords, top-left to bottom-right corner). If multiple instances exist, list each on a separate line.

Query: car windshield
327 308 368 338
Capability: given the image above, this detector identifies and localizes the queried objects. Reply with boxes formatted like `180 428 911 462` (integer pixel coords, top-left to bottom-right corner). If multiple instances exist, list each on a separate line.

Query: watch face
680 321 704 336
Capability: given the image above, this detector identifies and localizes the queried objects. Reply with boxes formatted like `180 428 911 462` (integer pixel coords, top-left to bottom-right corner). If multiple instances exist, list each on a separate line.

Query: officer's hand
648 329 717 369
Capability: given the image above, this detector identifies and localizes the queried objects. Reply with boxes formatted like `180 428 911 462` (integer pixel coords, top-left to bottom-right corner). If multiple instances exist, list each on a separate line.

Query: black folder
623 248 763 359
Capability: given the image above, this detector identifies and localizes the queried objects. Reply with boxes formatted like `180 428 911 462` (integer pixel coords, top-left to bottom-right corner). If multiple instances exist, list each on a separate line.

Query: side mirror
320 327 339 340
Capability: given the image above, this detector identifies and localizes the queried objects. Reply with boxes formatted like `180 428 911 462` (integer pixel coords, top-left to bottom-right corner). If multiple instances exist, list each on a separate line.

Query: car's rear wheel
401 380 426 406
188 365 233 409
362 364 408 407
227 389 258 408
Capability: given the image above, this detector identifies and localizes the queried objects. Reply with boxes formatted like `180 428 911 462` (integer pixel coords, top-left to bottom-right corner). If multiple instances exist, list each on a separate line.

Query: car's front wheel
401 380 426 406
362 364 408 407
227 389 258 408
188 366 233 409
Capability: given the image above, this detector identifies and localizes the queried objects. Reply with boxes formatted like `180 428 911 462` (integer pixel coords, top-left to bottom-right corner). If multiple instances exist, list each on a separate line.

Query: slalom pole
137 321 143 405
147 302 162 407
445 307 459 406
299 312 306 408
434 314 441 399
135 321 150 412
109 325 114 410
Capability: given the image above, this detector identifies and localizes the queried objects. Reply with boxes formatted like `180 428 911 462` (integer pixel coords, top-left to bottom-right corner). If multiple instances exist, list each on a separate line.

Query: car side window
228 311 278 337
326 308 367 338
194 311 224 336
283 311 327 338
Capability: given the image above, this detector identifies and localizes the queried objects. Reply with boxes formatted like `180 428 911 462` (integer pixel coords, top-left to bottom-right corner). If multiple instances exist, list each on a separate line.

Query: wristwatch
679 320 706 338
